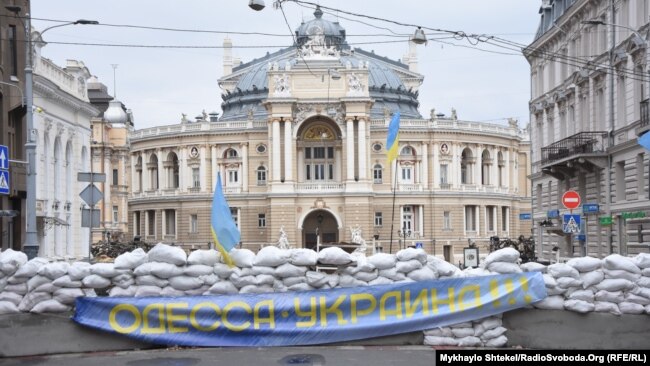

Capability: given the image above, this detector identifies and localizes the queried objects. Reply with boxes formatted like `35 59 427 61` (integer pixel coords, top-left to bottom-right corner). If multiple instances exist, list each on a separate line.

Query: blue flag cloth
73 273 547 347
386 110 400 163
211 173 240 266
639 132 650 151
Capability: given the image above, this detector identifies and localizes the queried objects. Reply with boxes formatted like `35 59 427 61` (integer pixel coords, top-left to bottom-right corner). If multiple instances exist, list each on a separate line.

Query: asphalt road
0 346 436 366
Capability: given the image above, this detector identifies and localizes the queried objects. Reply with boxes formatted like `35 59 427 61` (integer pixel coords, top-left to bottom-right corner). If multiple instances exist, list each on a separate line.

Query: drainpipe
606 0 615 254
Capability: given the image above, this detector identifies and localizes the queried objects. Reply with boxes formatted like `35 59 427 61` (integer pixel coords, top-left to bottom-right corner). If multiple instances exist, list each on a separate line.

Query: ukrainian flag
211 173 240 266
386 109 401 163
639 132 650 151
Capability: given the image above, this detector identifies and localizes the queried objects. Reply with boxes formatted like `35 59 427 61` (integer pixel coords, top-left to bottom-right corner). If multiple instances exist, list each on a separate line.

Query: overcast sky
32 1 540 130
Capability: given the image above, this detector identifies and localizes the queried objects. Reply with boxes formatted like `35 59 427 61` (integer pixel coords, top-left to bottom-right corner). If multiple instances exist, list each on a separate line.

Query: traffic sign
0 170 10 195
583 203 600 214
79 184 103 206
519 213 532 220
562 190 581 210
563 214 581 234
78 172 106 183
0 145 8 170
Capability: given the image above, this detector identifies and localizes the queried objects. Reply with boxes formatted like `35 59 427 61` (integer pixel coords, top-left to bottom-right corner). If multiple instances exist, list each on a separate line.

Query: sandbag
149 262 183 279
275 263 308 278
18 292 51 312
564 299 595 313
566 256 602 273
556 277 583 289
240 285 273 294
229 273 257 288
114 248 147 269
283 276 306 287
30 299 70 313
603 254 641 274
68 262 92 281
214 263 236 278
631 286 650 299
532 295 565 310
256 274 275 286
112 273 135 289
396 248 427 263
580 270 604 289
379 268 406 281
135 275 169 288
543 274 557 287
451 327 475 338
339 274 367 288
485 335 508 347
643 268 650 277
520 262 546 273
52 275 82 288
207 281 238 295
199 274 220 286
187 249 220 266
5 283 27 295
594 301 621 315
368 253 397 270
634 253 650 269
603 268 641 282
230 249 256 268
407 266 438 281
547 263 579 279
487 262 522 274
183 264 214 277
428 256 461 277
618 301 645 314
161 286 185 297
0 291 22 306
595 290 624 304
353 270 379 282
147 243 187 266
254 246 290 267
6 274 28 285
0 301 19 315
91 263 124 278
0 249 28 275
135 285 163 297
568 289 595 302
13 257 49 278
636 276 650 288
423 336 458 346
38 262 70 280
289 249 318 266
595 278 634 292
457 336 483 347
423 328 453 337
480 317 502 331
82 274 111 289
395 259 423 273
287 283 315 292
369 277 394 286
27 275 52 292
318 247 354 265
53 288 84 305
483 247 520 266
482 326 507 340
169 276 203 291
625 293 650 306
109 286 137 297
34 283 61 293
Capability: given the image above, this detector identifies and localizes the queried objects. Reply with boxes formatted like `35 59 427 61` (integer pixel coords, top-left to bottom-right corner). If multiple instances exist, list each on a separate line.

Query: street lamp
5 6 98 258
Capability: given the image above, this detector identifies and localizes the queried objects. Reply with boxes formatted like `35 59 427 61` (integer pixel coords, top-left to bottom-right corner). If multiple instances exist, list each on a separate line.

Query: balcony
638 99 650 136
296 183 344 193
540 131 608 180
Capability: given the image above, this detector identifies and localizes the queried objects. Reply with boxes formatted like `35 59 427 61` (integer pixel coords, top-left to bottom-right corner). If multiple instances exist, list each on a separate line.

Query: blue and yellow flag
211 173 240 266
386 110 400 163
639 132 650 151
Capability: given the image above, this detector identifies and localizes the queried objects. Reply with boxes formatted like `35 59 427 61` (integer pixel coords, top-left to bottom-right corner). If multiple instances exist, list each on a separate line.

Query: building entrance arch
302 209 338 250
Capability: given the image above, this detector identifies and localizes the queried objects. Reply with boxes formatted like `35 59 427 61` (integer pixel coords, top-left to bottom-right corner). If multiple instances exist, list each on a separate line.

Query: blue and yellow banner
73 273 546 347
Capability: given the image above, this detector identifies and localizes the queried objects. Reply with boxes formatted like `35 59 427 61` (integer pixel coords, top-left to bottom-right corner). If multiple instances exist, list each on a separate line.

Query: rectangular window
374 212 383 227
465 206 477 232
9 25 17 77
501 207 509 232
373 166 382 184
228 170 238 183
257 169 267 185
112 206 119 224
112 169 118 186
193 168 200 188
306 165 311 180
440 164 448 184
536 184 542 209
637 154 645 200
190 214 198 234
616 161 626 202
486 206 495 232
165 209 176 235
443 211 451 230
134 211 141 236
258 213 266 228
147 210 155 236
313 147 325 159
305 147 311 159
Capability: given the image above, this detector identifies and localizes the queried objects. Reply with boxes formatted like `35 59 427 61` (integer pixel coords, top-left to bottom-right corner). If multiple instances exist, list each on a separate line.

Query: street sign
583 203 600 214
0 145 8 170
79 184 103 206
599 216 613 226
0 170 10 195
519 213 532 220
81 208 101 228
562 190 581 210
78 172 106 183
547 210 560 219
563 214 581 234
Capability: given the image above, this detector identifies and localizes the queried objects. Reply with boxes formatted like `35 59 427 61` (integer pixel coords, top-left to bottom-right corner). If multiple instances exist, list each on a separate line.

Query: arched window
225 149 238 158
481 149 491 185
400 146 414 156
461 148 473 184
136 156 143 192
373 164 383 184
149 154 159 190
257 166 267 186
167 152 180 188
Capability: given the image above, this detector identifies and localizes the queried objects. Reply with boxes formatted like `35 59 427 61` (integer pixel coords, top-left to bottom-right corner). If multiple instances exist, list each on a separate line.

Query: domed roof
104 99 128 125
295 6 347 48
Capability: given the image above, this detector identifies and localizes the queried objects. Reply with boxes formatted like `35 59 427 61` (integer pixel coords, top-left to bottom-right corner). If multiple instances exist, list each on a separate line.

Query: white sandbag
631 286 650 299
5 283 27 295
305 271 328 287
564 299 595 313
114 248 147 270
563 286 582 298
481 326 507 340
148 262 183 279
646 305 650 314
580 270 604 289
283 276 307 287
68 262 91 281
396 259 423 273
0 291 22 306
13 257 49 278
339 274 367 288
161 286 185 297
618 301 645 314
0 277 7 292
603 254 641 274
241 266 275 276
520 262 547 273
82 274 111 289
487 262 523 274
636 276 650 288
625 293 650 306
18 292 51 312
199 274 220 286
168 275 203 291
109 286 137 297
214 263 236 278
112 273 135 289
407 267 438 281
135 285 163 297
483 248 520 266
52 275 82 288
229 273 257 288
428 257 461 277
423 327 453 337
185 285 210 296
0 249 28 275
38 262 70 280
275 263 308 278
398 278 416 284
7 274 29 285
595 278 634 292
368 253 397 270
379 268 406 281
485 335 508 348
83 288 97 297
0 301 19 315
183 264 214 277
187 249 220 266
594 301 621 315
567 256 602 273
287 283 315 292
230 248 255 268
369 277 394 286
480 317 502 331
135 275 169 288
423 336 459 346
254 246 290 267
532 295 565 310
53 288 84 305
30 299 70 313
634 253 650 269
147 243 187 266
463 267 490 277
207 281 239 295
239 284 273 294
256 274 275 286
91 263 125 278
556 277 583 289
318 247 354 265
354 270 379 282
289 249 318 266
27 275 51 292
595 290 623 304
543 274 557 287
473 324 486 337
451 327 475 338
603 268 641 282
568 289 595 302
547 263 579 279
396 248 427 263
34 283 61 293
457 336 483 347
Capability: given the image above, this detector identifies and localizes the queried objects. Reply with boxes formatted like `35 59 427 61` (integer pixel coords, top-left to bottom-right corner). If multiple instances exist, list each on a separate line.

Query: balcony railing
541 131 607 166
296 183 344 193
639 98 649 136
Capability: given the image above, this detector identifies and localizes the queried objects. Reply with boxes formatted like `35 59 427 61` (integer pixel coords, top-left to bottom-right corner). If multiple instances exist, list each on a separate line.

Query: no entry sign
562 190 581 210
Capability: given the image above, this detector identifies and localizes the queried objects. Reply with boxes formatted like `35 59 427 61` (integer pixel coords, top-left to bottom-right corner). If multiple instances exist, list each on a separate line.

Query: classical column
242 142 249 191
422 142 429 189
504 149 511 191
142 152 150 191
335 147 342 181
178 147 186 191
475 205 480 235
157 149 165 190
272 119 281 182
346 118 355 181
211 145 218 188
283 120 293 182
297 149 304 182
357 118 367 180
103 155 112 224
454 144 461 188
418 205 424 237
474 146 481 186
490 147 498 187
131 154 137 193
200 146 207 192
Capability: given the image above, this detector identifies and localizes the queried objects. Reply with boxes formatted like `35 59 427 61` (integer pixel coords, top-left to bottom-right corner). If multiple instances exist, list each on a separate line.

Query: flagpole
389 157 398 253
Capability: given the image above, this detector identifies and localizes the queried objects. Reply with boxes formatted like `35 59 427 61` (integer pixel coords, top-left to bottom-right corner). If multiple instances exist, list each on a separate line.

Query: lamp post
5 6 98 258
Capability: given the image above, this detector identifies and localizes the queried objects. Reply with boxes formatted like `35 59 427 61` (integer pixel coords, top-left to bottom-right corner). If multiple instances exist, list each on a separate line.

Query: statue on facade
430 108 436 121
451 108 457 120
273 74 291 96
277 225 291 250
347 73 363 96
350 225 367 256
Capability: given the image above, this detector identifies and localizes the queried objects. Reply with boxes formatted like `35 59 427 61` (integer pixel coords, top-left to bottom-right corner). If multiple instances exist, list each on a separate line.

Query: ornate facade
129 7 531 264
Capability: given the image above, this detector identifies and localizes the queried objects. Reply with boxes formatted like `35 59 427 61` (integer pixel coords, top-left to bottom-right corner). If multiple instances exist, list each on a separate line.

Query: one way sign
0 145 8 170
